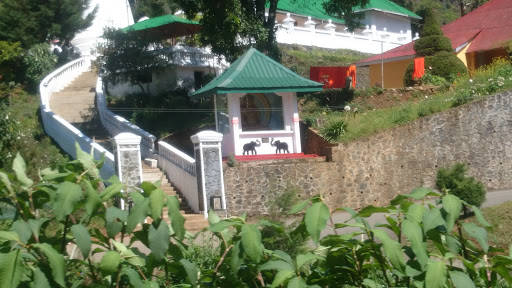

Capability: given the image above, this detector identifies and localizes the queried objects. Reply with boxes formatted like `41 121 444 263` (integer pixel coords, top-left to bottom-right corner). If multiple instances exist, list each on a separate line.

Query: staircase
49 70 209 231
50 71 111 149
142 164 209 231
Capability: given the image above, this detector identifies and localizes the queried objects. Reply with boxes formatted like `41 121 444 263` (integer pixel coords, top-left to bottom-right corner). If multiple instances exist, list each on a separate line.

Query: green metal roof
191 48 324 99
120 14 201 38
358 0 421 19
275 0 420 23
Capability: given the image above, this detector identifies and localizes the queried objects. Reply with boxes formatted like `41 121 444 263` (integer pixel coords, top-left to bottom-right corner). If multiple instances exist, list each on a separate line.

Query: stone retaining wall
332 90 512 208
223 90 512 215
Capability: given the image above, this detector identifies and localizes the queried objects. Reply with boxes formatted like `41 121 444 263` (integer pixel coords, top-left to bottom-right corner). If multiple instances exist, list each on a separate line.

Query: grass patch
280 44 371 78
470 201 512 252
0 89 67 179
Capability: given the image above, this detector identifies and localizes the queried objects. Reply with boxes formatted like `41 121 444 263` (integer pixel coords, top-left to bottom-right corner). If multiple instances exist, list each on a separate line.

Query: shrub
22 43 57 93
312 88 355 108
414 35 453 57
422 71 448 86
427 51 467 81
0 150 510 287
436 163 486 215
320 119 348 141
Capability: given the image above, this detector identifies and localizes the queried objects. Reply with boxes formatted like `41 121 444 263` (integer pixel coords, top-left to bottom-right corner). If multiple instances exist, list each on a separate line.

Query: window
240 93 284 131
215 94 229 134
194 71 204 90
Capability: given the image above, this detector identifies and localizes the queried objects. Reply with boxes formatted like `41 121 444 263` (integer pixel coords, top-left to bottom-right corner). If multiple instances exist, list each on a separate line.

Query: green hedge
413 35 453 57
403 52 467 86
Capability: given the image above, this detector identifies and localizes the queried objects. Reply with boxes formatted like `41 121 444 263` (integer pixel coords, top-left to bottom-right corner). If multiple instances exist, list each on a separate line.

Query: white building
273 0 421 54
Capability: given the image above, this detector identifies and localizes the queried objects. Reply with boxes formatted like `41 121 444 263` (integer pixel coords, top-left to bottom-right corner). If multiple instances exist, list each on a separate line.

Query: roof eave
356 54 416 66
190 86 324 100
355 8 421 20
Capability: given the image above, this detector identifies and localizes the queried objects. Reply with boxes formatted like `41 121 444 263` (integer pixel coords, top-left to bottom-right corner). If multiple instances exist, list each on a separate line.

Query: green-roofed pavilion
191 48 323 158
191 48 323 100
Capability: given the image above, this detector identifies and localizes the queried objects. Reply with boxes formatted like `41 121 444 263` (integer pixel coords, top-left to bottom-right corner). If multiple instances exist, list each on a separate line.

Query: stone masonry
223 90 512 216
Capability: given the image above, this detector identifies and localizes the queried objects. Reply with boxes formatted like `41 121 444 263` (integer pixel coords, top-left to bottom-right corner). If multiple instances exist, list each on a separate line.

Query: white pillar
111 132 143 210
191 131 226 218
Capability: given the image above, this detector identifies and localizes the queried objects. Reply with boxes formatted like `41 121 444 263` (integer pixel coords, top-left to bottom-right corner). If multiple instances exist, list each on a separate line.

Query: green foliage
22 43 57 93
177 0 371 62
320 119 348 142
109 89 214 138
436 163 487 214
97 27 166 96
0 103 18 163
131 0 180 20
414 35 453 57
427 51 468 81
0 41 23 84
421 7 444 37
0 148 510 287
422 71 448 86
404 52 467 87
0 0 97 48
226 155 236 167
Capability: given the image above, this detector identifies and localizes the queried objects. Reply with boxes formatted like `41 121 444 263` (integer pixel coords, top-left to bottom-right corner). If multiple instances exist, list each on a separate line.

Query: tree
404 7 467 86
22 43 57 93
97 28 165 96
130 0 180 21
436 163 486 215
175 0 370 62
0 0 98 48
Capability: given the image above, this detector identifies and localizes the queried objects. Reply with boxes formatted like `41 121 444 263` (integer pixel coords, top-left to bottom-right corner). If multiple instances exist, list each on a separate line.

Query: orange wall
369 59 411 88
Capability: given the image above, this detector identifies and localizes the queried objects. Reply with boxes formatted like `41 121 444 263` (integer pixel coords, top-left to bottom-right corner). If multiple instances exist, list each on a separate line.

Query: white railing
160 46 228 69
157 141 199 213
96 76 157 159
276 14 412 54
39 57 115 180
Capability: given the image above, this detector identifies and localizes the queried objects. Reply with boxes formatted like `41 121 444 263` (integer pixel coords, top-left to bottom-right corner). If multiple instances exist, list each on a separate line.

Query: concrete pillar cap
191 130 223 143
111 132 142 145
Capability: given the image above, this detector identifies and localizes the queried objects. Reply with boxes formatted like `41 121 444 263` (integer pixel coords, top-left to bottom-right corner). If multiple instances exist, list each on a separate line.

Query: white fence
39 57 115 180
276 15 413 54
96 77 157 159
157 141 199 213
160 46 228 69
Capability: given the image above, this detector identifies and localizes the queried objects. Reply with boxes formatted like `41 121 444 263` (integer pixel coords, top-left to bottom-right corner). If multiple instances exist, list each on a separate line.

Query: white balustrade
95 76 157 159
157 141 199 213
39 57 115 180
276 15 413 54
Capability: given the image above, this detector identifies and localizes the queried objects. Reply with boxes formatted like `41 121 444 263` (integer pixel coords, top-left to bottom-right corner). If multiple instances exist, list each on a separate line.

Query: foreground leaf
52 181 82 221
33 243 65 287
12 153 33 188
100 251 121 275
167 195 185 241
271 270 295 288
242 224 263 263
442 194 462 232
149 188 164 221
449 270 476 288
148 221 170 261
0 250 24 288
425 261 447 288
462 222 489 253
180 259 198 286
372 229 405 273
305 202 329 244
71 224 92 258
